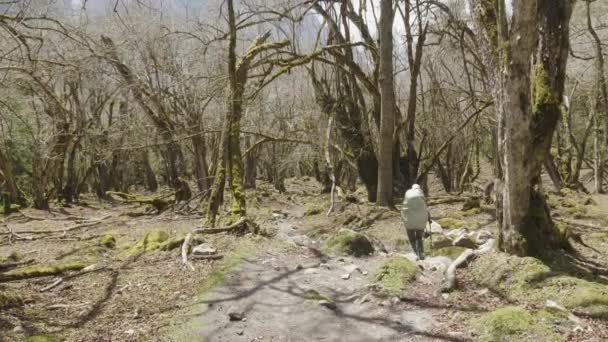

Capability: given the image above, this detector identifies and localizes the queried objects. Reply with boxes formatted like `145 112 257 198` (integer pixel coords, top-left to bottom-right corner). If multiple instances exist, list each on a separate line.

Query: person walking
400 184 431 260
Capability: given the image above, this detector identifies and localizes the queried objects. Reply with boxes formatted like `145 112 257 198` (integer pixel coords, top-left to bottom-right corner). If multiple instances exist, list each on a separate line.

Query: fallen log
554 217 607 231
191 254 224 260
0 259 34 272
40 264 107 292
181 233 194 271
0 261 88 282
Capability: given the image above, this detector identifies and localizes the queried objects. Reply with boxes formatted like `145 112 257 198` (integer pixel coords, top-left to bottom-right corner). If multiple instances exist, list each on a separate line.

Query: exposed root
192 217 258 235
181 233 194 271
107 191 173 213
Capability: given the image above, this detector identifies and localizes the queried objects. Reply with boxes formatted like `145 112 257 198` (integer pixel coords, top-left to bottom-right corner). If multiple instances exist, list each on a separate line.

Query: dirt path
166 204 450 342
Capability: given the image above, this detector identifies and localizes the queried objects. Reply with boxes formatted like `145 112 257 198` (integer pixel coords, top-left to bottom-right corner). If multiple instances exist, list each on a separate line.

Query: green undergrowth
473 306 564 342
373 256 419 296
471 252 608 318
0 290 23 310
118 230 170 259
304 289 332 302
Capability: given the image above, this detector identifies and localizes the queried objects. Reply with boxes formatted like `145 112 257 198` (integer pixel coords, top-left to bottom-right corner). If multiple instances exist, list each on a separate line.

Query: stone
400 252 419 262
445 228 468 239
236 330 244 336
431 235 453 249
12 325 24 333
228 307 245 321
453 235 477 249
475 230 493 244
343 264 360 274
289 235 312 247
318 300 337 310
124 329 135 335
573 325 584 333
430 221 443 234
341 273 350 280
304 268 319 274
192 243 217 256
420 256 452 272
356 293 372 304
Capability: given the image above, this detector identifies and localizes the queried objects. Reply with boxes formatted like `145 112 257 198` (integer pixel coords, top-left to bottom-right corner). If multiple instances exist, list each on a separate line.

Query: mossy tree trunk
206 0 289 225
470 0 573 255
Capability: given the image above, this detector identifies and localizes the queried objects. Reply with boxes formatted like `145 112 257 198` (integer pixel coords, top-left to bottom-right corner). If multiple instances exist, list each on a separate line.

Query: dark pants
406 229 424 260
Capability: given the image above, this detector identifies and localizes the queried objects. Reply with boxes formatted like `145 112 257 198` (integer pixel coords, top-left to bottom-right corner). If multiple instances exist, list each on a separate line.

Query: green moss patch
471 252 608 318
322 229 374 257
437 217 468 230
119 230 170 259
373 256 419 296
304 289 332 302
473 306 562 342
428 246 465 260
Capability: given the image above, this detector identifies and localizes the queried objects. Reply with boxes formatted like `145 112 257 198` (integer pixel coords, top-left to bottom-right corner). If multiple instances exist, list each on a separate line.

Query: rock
322 229 374 257
304 268 319 274
472 230 493 244
290 235 312 247
453 235 477 249
343 264 360 274
320 263 331 270
236 330 244 336
573 325 584 333
430 221 443 234
192 243 217 256
341 273 350 280
318 300 337 310
445 228 468 239
391 297 400 305
442 293 449 300
124 329 135 335
400 252 419 262
356 293 372 304
12 325 24 333
228 307 245 321
362 270 368 275
420 256 452 272
431 235 453 249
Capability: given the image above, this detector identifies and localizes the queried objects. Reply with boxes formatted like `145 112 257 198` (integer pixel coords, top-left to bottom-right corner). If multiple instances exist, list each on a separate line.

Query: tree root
0 261 88 282
192 217 258 235
0 259 34 272
441 239 494 292
39 264 107 292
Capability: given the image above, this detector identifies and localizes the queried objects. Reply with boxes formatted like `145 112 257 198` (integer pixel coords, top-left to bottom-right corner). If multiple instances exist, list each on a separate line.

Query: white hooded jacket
401 184 428 230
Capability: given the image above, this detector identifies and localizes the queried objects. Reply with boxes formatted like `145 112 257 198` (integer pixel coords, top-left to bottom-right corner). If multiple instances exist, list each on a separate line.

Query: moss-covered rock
304 203 324 216
462 207 481 217
303 289 332 302
473 306 562 342
462 197 481 211
373 256 419 295
437 217 468 230
99 234 116 249
119 230 170 259
471 252 608 318
8 250 23 261
0 291 23 310
428 246 466 260
322 229 374 257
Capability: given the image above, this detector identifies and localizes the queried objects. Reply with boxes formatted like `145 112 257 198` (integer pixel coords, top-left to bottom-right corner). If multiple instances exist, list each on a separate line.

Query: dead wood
40 264 107 292
181 232 194 271
0 262 89 282
192 217 257 235
191 254 224 260
0 259 34 272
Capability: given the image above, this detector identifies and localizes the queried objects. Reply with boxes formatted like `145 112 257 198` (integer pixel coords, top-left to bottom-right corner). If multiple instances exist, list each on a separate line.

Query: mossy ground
473 306 563 342
471 252 608 318
373 256 419 296
322 229 374 257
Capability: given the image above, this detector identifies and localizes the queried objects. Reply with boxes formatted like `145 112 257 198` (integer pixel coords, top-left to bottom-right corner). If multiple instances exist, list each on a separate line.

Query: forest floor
1 177 608 341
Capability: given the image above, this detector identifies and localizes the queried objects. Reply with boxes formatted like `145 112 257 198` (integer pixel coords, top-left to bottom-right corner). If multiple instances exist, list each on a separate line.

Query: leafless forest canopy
0 0 606 254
